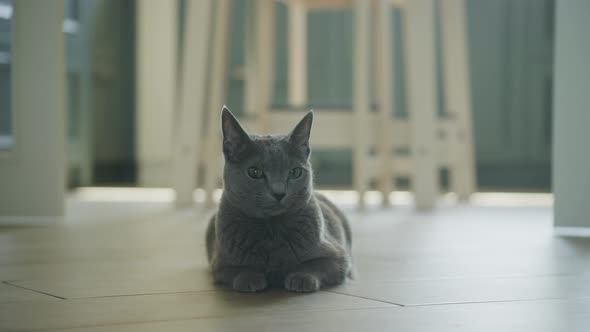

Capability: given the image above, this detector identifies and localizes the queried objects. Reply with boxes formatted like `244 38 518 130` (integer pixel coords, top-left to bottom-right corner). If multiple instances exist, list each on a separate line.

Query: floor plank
0 290 394 331
44 298 590 332
8 268 215 299
332 274 590 306
0 282 60 304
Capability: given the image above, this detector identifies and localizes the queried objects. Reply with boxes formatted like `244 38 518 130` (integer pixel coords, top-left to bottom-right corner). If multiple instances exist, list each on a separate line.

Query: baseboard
477 163 551 191
94 161 137 185
554 226 590 237
0 216 63 226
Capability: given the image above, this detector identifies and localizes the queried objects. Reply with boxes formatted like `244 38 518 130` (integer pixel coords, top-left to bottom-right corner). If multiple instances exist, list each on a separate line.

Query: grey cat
206 106 353 293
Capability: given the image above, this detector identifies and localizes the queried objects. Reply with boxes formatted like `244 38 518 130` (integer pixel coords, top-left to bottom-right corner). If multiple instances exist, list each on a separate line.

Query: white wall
553 0 590 232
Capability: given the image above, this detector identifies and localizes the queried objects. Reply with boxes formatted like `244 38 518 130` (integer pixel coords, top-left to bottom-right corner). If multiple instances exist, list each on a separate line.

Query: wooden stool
174 0 476 211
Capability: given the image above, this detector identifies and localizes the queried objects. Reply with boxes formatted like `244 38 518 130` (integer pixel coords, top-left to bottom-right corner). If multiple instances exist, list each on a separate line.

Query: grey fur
206 106 353 293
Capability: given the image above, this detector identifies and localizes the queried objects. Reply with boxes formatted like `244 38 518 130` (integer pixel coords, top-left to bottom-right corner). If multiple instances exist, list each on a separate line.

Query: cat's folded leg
213 266 268 292
285 256 350 293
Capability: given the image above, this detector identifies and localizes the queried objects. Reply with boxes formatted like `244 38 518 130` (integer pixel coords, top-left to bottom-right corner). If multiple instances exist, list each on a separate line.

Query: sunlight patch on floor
73 187 553 208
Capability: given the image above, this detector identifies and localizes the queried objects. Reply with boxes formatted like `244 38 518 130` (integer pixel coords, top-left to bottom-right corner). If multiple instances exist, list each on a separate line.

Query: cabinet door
467 0 554 189
0 0 67 221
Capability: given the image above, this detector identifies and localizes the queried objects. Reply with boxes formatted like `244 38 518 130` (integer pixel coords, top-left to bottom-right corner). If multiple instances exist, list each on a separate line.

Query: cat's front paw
285 272 320 293
232 271 267 292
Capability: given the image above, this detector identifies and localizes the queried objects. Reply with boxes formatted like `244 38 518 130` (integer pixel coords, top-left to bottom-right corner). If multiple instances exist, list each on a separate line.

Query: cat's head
220 106 314 217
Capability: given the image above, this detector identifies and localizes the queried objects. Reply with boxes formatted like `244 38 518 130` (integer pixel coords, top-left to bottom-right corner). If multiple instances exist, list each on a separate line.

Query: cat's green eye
289 167 303 179
247 167 264 179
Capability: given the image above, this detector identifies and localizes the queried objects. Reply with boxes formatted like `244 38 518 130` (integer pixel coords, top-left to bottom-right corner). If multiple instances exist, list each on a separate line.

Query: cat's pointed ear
288 110 313 157
221 106 252 161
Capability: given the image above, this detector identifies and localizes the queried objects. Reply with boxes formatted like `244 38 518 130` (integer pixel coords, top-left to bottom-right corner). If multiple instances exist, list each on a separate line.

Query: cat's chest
252 228 311 268
259 239 301 269
223 221 318 268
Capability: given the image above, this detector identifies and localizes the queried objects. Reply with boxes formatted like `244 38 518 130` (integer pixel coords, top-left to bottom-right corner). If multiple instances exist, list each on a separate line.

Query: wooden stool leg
244 0 274 132
136 0 178 187
173 0 214 208
404 0 438 211
244 0 257 120
204 0 233 207
353 0 371 209
254 0 275 133
440 0 476 201
374 0 395 206
288 0 308 108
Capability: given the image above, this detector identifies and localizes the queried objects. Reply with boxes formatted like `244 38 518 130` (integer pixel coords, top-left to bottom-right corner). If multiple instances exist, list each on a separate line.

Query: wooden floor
1 189 589 331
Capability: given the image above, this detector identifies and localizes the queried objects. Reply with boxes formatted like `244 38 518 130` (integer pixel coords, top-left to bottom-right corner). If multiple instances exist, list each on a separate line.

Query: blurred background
0 0 554 193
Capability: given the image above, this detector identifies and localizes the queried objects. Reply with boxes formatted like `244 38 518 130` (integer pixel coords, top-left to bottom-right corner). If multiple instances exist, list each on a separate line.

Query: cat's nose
272 192 286 201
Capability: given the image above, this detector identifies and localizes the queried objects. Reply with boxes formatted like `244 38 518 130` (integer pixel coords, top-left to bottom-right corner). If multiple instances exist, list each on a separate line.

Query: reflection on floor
0 189 588 331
